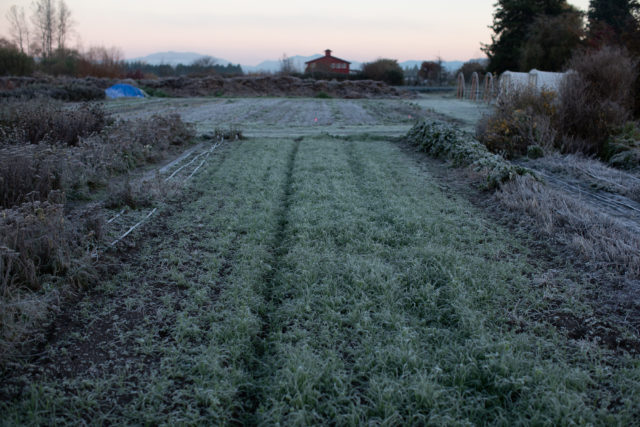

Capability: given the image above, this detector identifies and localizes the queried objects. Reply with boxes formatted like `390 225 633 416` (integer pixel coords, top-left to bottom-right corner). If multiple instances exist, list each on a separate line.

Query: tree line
483 0 640 73
1 1 243 78
124 59 243 79
8 1 637 84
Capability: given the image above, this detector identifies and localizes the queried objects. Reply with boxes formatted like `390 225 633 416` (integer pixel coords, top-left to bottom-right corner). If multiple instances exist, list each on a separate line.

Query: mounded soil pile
0 75 113 90
0 75 409 99
138 75 409 98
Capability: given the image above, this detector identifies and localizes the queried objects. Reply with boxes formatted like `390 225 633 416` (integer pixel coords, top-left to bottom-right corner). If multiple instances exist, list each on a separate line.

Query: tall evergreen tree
588 0 640 117
588 0 640 46
483 0 572 73
520 8 584 71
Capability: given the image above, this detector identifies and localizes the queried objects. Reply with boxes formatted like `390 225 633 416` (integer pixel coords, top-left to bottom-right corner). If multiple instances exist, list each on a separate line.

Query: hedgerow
405 119 531 188
0 99 108 146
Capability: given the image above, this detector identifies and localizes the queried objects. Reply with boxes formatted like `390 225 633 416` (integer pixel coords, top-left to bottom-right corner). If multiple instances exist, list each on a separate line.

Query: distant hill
243 54 320 74
128 51 233 67
127 51 485 74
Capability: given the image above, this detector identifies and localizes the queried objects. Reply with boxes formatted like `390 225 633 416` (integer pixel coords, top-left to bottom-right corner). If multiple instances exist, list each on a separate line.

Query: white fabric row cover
499 69 572 96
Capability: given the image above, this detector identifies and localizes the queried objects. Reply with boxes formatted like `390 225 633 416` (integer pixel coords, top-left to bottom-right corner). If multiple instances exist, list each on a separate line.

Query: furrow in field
232 137 302 423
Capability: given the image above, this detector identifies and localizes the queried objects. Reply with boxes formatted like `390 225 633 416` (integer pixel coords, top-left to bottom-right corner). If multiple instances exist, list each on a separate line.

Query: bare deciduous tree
31 0 56 57
192 56 217 67
55 0 72 50
279 53 295 75
29 0 73 57
6 5 30 53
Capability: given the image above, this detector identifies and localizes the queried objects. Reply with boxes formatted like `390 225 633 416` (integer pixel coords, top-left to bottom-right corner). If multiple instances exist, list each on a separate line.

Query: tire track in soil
233 137 301 424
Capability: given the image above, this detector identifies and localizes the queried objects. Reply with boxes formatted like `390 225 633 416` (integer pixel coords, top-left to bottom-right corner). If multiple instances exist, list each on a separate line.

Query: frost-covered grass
102 97 421 138
3 135 639 424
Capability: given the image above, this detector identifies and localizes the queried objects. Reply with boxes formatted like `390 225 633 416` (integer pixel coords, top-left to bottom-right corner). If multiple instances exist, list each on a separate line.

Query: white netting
498 71 530 96
495 69 572 101
528 69 567 92
457 69 573 103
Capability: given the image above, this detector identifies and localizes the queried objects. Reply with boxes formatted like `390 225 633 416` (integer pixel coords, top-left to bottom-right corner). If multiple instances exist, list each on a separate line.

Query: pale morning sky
1 0 591 64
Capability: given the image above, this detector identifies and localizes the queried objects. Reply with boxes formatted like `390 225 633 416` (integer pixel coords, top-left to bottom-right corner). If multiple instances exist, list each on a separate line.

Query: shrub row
0 112 195 209
477 46 639 169
0 99 108 146
0 102 196 286
405 119 530 188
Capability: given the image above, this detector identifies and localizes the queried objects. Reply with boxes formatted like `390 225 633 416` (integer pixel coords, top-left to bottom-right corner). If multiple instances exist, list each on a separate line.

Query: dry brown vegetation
0 99 107 146
470 46 640 310
0 99 195 362
558 46 637 155
411 89 640 350
536 152 640 203
496 174 640 278
478 46 640 168
477 87 557 159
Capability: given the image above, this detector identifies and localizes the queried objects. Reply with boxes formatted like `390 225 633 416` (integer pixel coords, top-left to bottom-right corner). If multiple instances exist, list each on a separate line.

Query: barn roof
305 49 351 65
305 55 351 65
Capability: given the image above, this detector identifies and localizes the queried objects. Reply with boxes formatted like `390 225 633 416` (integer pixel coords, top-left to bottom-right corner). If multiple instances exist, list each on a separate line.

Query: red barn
305 49 350 75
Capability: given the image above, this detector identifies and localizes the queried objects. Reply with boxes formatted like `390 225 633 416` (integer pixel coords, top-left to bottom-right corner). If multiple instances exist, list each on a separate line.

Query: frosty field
2 96 639 425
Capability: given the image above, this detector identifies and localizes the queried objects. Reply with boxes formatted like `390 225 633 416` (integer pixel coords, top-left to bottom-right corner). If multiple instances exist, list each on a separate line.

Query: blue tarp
105 83 146 99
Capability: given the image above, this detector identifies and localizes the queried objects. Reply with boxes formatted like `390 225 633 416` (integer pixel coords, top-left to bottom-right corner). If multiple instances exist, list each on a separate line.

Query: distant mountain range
129 51 221 66
128 51 484 73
